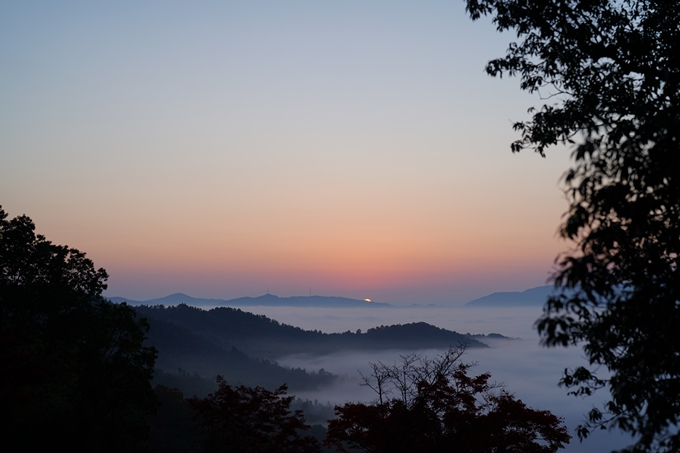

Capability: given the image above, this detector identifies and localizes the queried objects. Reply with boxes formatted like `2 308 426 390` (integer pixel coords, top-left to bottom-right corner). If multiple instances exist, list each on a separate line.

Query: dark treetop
326 346 570 453
0 206 157 452
466 1 680 451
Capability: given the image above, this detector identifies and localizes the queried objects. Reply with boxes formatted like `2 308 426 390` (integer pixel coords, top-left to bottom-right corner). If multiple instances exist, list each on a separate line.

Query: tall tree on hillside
465 1 680 451
0 206 157 451
325 347 569 453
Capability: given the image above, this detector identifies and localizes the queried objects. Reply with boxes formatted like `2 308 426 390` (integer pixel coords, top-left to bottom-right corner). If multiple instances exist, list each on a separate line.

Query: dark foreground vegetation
0 207 156 451
466 0 680 450
326 348 570 453
1 206 570 452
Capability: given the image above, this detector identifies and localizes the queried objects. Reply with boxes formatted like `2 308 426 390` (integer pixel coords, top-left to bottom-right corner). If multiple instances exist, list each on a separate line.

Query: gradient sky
1 1 574 304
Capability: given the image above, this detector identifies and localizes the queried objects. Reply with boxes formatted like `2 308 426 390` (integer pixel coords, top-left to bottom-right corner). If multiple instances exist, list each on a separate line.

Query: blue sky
1 1 573 304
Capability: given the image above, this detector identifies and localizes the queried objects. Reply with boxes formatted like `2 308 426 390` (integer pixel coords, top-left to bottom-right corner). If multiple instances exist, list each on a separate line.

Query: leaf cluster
465 1 680 451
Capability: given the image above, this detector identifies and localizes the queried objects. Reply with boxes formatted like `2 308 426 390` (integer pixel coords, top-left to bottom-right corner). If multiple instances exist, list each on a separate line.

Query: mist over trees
143 312 337 392
6 206 545 452
135 303 487 360
466 0 680 451
326 347 570 453
16 0 680 451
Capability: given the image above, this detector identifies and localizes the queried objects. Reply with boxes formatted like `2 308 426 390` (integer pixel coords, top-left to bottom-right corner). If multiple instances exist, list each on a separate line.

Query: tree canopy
325 347 569 453
189 375 321 453
465 0 680 451
0 206 157 451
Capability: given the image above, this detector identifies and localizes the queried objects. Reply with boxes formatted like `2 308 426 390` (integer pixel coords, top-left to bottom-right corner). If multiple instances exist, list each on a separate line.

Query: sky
1 0 574 305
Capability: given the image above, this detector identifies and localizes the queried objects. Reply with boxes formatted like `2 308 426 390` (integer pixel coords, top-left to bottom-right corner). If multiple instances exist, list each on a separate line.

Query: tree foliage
189 375 321 453
325 347 569 453
465 0 680 451
0 206 157 451
148 385 203 453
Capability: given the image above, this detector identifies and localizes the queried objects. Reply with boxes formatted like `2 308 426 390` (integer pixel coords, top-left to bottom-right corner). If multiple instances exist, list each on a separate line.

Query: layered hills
141 313 335 392
137 304 486 359
134 304 489 392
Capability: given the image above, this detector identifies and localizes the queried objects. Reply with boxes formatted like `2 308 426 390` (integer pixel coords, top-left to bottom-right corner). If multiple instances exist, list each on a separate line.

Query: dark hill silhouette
134 304 487 359
113 293 392 308
464 285 554 307
142 315 336 391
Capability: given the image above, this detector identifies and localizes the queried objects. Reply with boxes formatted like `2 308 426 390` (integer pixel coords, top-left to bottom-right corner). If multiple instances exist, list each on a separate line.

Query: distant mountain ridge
111 285 562 309
110 293 392 308
464 285 554 307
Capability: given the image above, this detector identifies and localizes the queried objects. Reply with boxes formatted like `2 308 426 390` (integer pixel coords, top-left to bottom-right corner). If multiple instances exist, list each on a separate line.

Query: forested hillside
144 315 336 391
136 304 487 360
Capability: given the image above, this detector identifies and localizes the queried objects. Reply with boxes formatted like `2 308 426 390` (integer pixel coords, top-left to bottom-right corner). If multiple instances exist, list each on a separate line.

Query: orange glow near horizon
1 1 575 304
35 189 568 303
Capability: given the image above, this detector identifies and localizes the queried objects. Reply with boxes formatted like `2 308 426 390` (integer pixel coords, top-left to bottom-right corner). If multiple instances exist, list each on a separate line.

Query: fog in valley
234 305 630 453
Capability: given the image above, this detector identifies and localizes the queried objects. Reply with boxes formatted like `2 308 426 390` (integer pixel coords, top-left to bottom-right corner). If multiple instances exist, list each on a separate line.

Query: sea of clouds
236 305 631 453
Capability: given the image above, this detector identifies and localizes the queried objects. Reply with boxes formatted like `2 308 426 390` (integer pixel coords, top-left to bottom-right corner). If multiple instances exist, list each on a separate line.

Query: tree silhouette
148 385 203 453
465 1 680 450
0 206 157 451
325 347 569 453
189 375 321 453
